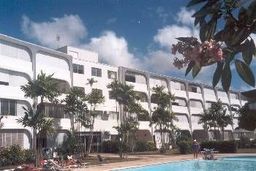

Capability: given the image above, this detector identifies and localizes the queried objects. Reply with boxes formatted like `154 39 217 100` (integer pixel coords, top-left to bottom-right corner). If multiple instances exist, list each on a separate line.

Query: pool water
115 156 256 171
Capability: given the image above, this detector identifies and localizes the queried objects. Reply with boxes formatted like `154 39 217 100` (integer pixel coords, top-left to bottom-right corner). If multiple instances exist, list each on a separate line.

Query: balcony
173 115 190 130
190 107 204 115
188 92 203 101
0 85 32 103
0 55 33 78
172 105 189 114
191 115 204 130
172 90 187 99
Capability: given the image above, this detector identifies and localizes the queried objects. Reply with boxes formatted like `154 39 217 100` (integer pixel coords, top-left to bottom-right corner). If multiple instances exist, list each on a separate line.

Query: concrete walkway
72 153 239 171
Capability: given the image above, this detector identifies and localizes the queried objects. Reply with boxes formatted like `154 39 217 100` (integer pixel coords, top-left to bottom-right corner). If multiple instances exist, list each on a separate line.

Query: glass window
188 85 201 93
73 64 84 74
108 71 117 79
43 103 67 118
91 67 102 77
109 91 115 99
125 74 135 83
0 81 9 86
0 99 16 116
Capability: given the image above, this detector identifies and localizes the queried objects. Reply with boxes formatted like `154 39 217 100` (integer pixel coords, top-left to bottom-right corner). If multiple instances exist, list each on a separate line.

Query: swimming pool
114 156 256 171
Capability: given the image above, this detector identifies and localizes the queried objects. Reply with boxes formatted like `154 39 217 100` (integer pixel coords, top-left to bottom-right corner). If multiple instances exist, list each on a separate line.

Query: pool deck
72 153 249 171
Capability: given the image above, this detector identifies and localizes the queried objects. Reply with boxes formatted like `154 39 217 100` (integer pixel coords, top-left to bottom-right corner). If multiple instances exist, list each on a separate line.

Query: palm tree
63 87 89 156
18 71 60 166
238 103 256 131
199 100 232 140
63 87 88 133
150 85 177 152
86 78 105 154
108 80 145 157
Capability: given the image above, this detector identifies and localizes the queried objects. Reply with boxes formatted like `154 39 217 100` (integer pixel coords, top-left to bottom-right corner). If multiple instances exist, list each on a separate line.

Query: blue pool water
115 156 256 171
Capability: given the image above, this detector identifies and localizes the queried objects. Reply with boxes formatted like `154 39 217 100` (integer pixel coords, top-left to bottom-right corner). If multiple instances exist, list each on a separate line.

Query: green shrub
134 141 157 152
146 141 157 151
238 136 251 148
58 135 80 156
102 140 119 153
177 140 192 154
0 145 34 167
201 140 237 153
176 130 192 145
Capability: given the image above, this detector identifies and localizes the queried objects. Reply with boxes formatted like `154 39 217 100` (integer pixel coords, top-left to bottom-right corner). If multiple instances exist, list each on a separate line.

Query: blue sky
0 0 254 91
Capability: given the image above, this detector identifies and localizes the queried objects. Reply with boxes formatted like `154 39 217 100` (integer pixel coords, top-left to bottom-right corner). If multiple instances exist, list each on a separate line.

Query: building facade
0 34 247 149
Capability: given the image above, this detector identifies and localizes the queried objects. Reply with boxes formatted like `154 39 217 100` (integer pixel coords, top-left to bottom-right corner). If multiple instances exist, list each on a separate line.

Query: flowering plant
172 0 256 92
172 38 223 69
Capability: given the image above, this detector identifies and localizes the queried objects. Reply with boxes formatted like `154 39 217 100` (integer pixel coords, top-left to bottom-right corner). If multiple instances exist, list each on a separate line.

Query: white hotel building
0 34 247 150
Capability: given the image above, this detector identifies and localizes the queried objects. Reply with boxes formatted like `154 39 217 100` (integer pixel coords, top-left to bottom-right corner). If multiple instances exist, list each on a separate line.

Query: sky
0 0 255 92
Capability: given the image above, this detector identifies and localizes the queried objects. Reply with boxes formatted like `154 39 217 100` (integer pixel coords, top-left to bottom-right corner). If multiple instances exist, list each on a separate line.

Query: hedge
134 141 156 152
200 140 237 153
177 140 192 154
0 145 35 167
102 140 119 153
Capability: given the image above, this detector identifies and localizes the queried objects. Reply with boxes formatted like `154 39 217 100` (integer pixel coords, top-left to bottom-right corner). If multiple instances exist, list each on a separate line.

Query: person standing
192 139 200 159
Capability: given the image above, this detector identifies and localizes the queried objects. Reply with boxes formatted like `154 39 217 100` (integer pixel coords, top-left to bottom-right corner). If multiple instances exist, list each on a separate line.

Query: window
0 99 16 115
73 64 84 74
109 111 119 120
0 132 24 148
109 91 115 99
151 94 158 104
108 71 117 79
188 85 201 93
0 81 8 86
91 67 102 77
43 103 67 118
125 74 135 83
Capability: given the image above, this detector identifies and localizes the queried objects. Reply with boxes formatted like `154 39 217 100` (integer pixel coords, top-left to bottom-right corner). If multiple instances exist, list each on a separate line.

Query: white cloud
176 7 195 26
153 25 199 49
144 50 174 73
21 15 87 48
84 31 141 69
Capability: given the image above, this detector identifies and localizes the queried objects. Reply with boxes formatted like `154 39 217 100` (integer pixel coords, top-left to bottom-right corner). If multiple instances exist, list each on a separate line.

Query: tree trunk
160 125 165 151
87 119 94 154
33 129 38 167
222 128 225 141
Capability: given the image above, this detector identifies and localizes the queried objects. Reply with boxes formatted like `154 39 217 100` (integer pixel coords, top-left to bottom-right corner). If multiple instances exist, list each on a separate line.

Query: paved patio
72 153 240 171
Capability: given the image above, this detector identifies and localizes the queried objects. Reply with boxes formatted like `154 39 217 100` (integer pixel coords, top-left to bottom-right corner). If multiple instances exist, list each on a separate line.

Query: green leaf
192 64 201 78
235 59 255 87
221 63 231 92
242 39 253 65
207 17 217 40
212 62 224 87
214 30 225 41
187 0 206 7
185 61 195 76
200 23 208 42
176 37 194 43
